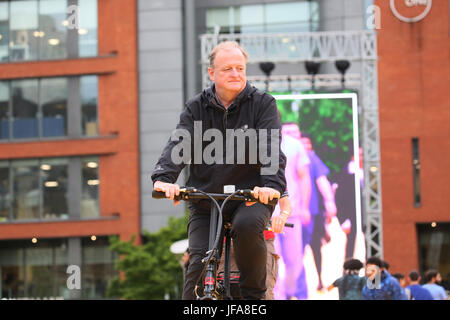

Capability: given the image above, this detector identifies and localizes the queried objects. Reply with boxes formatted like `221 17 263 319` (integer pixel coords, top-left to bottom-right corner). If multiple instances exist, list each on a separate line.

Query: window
0 237 118 299
41 158 68 219
80 75 98 136
10 0 39 61
81 157 99 218
78 0 98 57
41 77 68 137
39 0 68 60
12 159 40 220
205 1 320 60
0 1 10 62
0 161 9 222
0 0 98 63
412 137 421 207
81 236 117 299
0 156 99 222
206 1 320 34
0 246 25 298
11 79 39 139
417 223 450 288
0 81 8 139
0 75 98 141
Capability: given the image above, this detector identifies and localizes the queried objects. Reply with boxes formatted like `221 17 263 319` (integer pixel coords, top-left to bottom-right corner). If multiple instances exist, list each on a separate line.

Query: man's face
436 273 442 283
208 47 247 96
366 264 379 280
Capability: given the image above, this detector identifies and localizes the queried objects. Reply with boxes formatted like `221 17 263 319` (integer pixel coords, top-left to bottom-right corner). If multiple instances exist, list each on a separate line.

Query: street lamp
335 60 351 89
259 62 275 91
305 61 321 90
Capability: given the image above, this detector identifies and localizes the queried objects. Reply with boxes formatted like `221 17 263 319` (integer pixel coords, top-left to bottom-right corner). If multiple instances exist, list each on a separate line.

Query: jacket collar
202 81 256 111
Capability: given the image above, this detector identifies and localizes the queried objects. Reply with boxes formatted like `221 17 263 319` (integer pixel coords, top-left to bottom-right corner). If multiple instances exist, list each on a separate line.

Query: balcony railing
200 30 377 65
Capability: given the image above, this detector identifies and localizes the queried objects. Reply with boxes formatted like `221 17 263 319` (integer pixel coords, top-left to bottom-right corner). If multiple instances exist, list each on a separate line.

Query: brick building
0 0 139 298
375 0 450 280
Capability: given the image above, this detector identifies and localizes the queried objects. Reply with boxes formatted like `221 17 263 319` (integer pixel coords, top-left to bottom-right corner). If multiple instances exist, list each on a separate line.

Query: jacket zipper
223 108 228 131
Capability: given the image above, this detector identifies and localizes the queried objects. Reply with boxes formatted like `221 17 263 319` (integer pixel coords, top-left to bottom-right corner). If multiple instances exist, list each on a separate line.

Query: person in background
296 131 337 296
362 257 407 300
406 270 433 300
332 144 363 259
327 259 365 300
392 273 411 299
422 269 448 300
274 123 311 300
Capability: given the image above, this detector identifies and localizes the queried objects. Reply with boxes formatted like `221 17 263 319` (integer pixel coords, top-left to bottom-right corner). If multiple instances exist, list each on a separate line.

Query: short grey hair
209 41 249 68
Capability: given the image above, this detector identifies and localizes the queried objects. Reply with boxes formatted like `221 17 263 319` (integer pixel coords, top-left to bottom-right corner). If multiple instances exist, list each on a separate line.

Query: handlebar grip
152 190 183 201
284 223 294 228
152 190 167 199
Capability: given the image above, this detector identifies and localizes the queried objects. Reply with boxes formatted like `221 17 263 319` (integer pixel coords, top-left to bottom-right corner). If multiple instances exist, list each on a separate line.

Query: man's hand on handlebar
271 196 291 233
154 181 181 206
252 186 280 205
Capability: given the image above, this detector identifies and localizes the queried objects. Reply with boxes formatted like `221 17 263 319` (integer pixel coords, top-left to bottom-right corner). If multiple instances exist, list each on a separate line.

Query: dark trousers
182 201 272 300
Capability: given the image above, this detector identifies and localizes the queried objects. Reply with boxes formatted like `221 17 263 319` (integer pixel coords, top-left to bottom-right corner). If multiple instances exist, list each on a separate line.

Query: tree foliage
106 213 189 300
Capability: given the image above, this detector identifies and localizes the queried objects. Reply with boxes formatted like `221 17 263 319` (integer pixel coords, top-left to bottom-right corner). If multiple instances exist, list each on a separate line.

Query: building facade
375 0 450 281
0 0 140 299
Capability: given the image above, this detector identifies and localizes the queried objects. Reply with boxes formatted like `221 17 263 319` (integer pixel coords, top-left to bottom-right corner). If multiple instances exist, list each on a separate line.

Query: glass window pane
417 223 450 279
25 245 53 298
82 237 117 299
81 157 99 218
0 81 9 139
266 3 311 25
0 161 10 222
11 79 39 139
39 0 68 60
12 160 40 220
206 8 230 29
0 248 25 298
10 0 39 61
0 1 9 62
81 75 98 136
54 240 69 298
207 1 319 35
239 5 264 27
78 0 97 57
41 77 67 137
41 158 68 220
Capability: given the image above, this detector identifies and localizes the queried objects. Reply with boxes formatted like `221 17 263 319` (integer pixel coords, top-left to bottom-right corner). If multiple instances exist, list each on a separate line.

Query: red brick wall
375 0 450 275
0 0 140 245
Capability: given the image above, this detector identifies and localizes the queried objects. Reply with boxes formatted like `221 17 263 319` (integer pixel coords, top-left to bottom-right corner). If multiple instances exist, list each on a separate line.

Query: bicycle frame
152 187 290 300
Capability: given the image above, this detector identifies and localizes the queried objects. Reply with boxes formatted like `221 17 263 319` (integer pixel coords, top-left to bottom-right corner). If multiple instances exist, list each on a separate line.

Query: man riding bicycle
151 41 287 300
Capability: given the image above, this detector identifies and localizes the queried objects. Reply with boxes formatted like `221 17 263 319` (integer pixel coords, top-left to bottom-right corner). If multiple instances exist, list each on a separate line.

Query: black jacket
151 82 286 209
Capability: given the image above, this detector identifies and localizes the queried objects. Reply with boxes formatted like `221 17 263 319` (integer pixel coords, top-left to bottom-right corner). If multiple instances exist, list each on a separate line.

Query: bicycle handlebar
152 187 279 206
154 186 291 300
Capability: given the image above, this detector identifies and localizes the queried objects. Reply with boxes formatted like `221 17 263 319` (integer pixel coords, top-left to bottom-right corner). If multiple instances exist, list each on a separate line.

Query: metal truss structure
200 31 383 258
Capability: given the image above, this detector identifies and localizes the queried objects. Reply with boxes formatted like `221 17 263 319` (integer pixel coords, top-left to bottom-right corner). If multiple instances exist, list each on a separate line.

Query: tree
106 213 188 300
